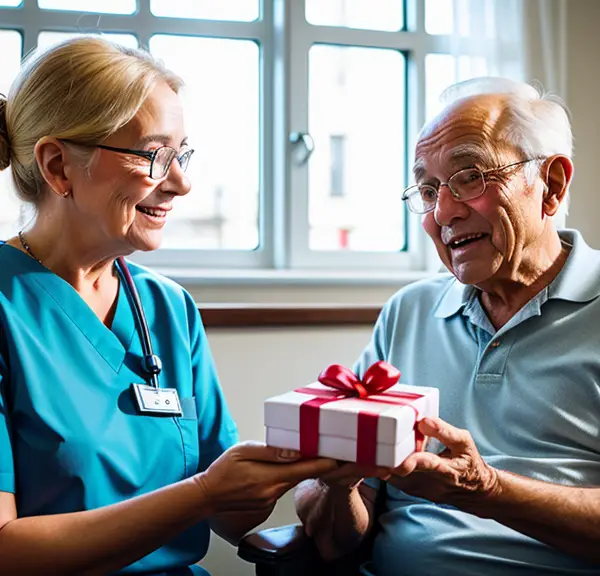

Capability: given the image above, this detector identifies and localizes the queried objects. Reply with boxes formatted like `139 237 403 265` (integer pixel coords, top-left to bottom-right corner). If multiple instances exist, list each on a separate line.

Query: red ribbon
294 361 424 466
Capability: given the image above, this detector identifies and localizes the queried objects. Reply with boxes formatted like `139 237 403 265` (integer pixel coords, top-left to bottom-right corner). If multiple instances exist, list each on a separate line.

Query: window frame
0 0 489 276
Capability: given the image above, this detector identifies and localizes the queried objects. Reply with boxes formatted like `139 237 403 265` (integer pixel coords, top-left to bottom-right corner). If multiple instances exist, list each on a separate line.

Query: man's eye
419 187 437 201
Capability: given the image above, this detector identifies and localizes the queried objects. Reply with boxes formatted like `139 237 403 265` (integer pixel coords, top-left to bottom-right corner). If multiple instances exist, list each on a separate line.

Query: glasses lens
177 149 194 173
448 168 485 200
151 147 178 179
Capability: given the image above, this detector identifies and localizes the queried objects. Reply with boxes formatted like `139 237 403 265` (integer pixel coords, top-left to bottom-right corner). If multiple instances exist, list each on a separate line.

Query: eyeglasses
62 140 194 179
401 159 541 214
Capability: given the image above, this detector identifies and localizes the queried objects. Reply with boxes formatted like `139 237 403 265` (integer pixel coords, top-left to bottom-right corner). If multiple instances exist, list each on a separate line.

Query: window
0 0 525 273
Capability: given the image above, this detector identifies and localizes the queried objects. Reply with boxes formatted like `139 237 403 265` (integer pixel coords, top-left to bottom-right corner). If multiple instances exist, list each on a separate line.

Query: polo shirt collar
433 229 600 320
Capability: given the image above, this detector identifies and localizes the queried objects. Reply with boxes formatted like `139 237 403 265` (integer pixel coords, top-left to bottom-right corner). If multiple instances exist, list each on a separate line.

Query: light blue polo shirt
357 230 600 575
0 244 239 574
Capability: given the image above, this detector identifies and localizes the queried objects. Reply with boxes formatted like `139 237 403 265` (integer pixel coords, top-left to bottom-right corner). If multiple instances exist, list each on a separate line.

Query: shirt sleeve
184 293 239 472
0 341 15 493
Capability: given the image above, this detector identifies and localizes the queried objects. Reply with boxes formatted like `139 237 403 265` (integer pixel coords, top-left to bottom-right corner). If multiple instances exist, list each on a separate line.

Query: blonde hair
0 36 184 205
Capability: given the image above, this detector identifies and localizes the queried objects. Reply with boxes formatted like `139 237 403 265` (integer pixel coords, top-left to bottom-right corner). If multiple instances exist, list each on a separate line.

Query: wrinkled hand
196 441 339 515
388 418 499 508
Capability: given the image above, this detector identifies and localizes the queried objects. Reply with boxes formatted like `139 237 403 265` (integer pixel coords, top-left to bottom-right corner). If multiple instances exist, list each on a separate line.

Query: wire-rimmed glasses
401 159 540 214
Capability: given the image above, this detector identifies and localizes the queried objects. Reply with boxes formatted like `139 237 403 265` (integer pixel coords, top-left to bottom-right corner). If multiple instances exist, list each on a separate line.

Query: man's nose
433 184 470 226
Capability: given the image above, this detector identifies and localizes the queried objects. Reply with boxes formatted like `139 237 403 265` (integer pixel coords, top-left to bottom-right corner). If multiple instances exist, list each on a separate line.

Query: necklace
18 230 43 265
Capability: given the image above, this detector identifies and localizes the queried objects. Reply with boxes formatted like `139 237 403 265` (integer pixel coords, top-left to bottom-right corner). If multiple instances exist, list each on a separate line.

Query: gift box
264 362 439 468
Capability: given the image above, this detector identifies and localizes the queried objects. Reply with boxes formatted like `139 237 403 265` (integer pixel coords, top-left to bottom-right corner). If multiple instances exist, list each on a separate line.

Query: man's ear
34 137 73 198
542 155 573 217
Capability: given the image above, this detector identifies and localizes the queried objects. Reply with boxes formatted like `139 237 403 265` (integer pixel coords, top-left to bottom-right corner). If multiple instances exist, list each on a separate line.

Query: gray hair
434 77 573 226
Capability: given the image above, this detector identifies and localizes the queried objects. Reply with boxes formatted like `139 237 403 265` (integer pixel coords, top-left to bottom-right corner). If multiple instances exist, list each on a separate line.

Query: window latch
289 131 315 166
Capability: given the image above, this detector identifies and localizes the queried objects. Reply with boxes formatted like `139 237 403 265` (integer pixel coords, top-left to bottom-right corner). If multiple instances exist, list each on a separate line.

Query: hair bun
0 95 11 171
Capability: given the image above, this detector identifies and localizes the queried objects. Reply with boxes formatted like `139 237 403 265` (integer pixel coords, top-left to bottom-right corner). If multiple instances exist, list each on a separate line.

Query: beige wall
566 0 600 246
199 3 600 573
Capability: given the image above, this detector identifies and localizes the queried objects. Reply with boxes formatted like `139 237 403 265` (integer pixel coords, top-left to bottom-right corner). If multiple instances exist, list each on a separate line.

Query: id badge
131 383 183 416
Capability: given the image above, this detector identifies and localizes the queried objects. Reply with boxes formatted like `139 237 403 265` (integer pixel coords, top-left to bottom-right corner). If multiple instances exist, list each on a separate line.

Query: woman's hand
318 462 391 490
195 441 340 515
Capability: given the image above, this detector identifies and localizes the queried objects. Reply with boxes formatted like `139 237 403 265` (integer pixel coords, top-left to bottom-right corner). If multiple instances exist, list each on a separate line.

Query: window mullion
287 0 311 269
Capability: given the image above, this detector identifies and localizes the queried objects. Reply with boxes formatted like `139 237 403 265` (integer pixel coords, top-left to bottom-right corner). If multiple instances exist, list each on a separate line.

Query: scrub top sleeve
185 294 239 472
0 351 15 493
353 301 392 379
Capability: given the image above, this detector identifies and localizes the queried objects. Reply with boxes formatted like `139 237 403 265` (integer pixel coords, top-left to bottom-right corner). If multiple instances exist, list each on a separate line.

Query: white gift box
264 382 439 468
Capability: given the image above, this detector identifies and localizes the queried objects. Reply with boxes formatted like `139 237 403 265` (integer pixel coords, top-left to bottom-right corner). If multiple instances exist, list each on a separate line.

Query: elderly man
295 77 600 575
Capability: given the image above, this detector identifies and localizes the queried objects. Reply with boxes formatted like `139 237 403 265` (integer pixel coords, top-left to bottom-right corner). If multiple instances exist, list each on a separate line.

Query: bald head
412 78 573 224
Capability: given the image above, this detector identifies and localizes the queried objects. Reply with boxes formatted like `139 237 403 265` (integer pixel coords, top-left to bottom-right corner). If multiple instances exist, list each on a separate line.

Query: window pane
0 30 23 239
309 45 406 252
150 35 259 250
425 0 455 34
306 0 404 32
37 31 138 51
38 0 135 14
426 0 496 36
151 0 259 22
425 53 488 120
0 0 22 6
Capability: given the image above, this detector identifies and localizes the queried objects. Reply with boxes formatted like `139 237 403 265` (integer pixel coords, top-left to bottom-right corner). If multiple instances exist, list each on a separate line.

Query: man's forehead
413 144 495 181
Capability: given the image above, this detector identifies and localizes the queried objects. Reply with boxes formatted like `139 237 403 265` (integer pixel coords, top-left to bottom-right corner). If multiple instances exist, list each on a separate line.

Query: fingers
391 451 454 477
276 457 341 484
234 441 303 463
318 463 390 487
418 417 472 453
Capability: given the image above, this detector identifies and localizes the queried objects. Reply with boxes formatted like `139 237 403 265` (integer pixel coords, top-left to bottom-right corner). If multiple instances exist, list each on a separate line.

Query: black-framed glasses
401 158 542 214
62 140 194 179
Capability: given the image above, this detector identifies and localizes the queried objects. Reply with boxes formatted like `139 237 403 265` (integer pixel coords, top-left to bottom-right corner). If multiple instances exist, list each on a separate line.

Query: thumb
235 441 303 463
418 417 470 452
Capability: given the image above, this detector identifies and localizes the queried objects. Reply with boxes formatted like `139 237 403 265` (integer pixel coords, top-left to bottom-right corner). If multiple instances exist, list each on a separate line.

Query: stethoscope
115 257 162 389
116 257 182 416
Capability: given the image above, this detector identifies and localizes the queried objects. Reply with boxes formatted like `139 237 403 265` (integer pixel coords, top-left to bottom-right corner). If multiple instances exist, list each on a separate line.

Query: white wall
198 2 600 573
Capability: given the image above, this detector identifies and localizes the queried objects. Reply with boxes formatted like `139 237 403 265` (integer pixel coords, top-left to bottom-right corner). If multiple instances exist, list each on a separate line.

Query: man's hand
389 417 500 509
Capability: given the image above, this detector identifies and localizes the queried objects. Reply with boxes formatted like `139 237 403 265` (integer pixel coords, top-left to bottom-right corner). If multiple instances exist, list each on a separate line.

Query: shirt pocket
178 396 200 477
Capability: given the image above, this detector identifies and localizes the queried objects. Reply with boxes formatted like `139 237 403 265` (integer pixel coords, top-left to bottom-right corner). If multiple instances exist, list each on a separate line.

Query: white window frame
0 0 489 276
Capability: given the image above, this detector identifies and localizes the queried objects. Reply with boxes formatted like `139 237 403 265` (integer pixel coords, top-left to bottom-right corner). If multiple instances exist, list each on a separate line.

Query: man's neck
477 233 569 330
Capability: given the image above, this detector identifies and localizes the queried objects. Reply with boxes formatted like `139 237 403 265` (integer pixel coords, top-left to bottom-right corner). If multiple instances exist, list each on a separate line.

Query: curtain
427 0 568 112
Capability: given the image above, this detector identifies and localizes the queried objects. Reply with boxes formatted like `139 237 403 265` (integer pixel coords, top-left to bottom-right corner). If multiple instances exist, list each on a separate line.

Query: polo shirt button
490 341 501 348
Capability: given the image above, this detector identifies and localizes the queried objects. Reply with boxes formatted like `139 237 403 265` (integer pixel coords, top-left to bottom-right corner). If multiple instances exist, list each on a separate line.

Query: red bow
317 361 401 399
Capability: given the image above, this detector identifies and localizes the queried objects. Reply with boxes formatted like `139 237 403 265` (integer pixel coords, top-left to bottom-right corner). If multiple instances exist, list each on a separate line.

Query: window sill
156 267 436 287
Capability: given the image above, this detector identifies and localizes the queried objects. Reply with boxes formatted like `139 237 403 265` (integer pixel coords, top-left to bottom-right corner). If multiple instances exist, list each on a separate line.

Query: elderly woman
0 37 337 575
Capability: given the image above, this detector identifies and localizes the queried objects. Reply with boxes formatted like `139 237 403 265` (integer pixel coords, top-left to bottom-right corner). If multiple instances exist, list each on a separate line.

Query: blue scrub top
0 243 239 574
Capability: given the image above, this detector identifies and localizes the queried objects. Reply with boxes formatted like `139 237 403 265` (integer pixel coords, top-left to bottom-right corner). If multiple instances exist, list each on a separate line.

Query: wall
198 2 600 573
565 0 600 247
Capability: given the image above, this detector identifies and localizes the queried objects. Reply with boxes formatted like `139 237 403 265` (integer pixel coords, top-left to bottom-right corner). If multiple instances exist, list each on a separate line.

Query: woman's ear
34 137 73 198
542 155 573 217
